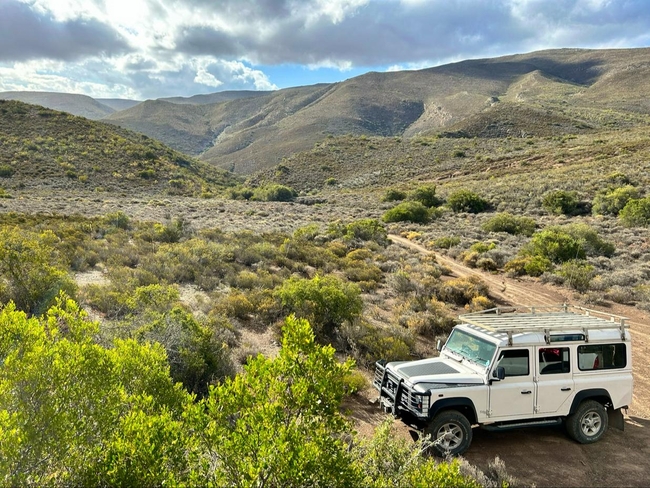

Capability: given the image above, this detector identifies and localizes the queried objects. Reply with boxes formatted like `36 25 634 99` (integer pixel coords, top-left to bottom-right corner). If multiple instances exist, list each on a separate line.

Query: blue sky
1 0 650 100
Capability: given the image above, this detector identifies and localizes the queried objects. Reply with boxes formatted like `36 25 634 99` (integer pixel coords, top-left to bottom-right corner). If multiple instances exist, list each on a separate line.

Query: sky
1 0 649 100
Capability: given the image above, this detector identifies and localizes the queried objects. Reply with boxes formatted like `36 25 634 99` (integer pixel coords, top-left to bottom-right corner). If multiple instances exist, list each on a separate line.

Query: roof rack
458 304 629 345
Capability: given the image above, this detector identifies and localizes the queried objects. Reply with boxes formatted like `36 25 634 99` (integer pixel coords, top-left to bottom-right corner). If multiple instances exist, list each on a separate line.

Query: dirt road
361 235 650 487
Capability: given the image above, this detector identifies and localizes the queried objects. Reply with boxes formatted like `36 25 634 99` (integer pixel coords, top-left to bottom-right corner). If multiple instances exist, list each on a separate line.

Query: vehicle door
535 346 574 415
489 347 534 418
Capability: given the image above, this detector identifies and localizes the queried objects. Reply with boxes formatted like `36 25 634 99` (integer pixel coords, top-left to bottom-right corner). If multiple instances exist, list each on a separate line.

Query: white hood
387 356 485 390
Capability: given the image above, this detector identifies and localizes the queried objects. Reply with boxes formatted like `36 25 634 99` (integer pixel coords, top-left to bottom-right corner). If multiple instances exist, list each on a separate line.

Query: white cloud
193 66 223 88
2 0 650 98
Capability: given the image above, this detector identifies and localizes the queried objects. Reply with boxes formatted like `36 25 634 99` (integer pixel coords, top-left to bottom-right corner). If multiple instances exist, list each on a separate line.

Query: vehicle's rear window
577 344 626 371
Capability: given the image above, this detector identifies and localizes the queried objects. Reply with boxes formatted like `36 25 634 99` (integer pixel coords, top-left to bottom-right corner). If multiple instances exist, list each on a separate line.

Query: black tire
566 400 608 444
426 410 473 456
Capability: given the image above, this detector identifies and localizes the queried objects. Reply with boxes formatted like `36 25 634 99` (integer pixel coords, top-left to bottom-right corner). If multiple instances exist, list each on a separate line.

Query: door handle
561 387 572 391
521 390 532 394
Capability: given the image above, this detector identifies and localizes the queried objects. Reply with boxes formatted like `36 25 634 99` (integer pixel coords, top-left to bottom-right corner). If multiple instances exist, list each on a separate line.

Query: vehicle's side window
496 349 529 377
539 347 570 374
578 344 626 371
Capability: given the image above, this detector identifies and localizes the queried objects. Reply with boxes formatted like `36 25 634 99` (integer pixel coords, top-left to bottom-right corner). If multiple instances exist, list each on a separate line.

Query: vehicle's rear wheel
566 400 608 444
426 410 473 456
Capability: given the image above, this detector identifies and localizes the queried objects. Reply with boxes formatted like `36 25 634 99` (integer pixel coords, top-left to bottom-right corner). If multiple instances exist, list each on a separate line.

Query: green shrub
229 186 254 200
469 241 496 254
0 227 78 315
213 291 255 320
562 223 615 257
275 274 363 338
435 276 489 306
606 171 630 185
542 190 578 215
381 188 407 202
619 196 650 227
382 201 430 223
447 190 489 213
138 169 156 179
252 184 297 202
103 211 131 230
140 219 187 243
359 333 412 364
134 305 235 396
343 370 369 395
504 256 553 277
409 184 442 208
328 218 388 245
557 260 595 292
431 236 461 249
522 228 584 263
0 165 14 177
592 185 639 216
482 212 536 236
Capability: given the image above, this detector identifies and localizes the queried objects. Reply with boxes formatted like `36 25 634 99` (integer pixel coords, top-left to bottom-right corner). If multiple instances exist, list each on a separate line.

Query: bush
557 260 595 292
0 165 14 177
383 201 430 223
482 212 536 236
381 188 407 202
592 186 639 216
410 184 442 208
329 218 388 245
619 196 650 227
0 227 78 315
213 291 255 320
447 190 489 213
431 236 461 249
275 274 363 338
541 190 578 215
504 255 553 277
562 223 615 257
252 184 297 202
103 211 131 230
435 276 489 306
521 228 585 263
343 370 369 395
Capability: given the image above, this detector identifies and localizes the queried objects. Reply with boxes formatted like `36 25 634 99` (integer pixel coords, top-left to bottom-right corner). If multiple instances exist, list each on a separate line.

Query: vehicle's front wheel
566 400 608 444
426 410 473 456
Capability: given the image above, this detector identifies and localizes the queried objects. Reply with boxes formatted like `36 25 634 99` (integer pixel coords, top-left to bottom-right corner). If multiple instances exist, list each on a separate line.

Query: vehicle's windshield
445 329 496 367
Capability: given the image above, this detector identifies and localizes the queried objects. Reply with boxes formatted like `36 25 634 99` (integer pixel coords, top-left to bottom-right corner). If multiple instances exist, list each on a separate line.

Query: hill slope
0 91 117 120
105 48 650 174
0 100 238 195
159 91 271 105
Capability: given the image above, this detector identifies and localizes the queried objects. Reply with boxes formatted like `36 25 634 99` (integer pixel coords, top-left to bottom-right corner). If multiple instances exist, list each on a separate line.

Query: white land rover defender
373 305 633 455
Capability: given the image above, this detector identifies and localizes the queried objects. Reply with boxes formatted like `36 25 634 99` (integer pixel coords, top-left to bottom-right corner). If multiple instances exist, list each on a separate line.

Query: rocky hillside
0 100 238 196
106 48 650 173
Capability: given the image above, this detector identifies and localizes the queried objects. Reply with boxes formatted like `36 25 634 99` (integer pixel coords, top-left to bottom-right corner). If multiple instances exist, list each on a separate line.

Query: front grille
372 360 386 391
399 388 430 418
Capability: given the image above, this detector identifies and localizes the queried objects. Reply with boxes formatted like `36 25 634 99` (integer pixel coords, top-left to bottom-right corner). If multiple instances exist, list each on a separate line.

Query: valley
2 47 650 486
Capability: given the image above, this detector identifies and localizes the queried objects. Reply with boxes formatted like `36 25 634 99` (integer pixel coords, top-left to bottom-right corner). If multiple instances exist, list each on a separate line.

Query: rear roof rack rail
458 304 629 345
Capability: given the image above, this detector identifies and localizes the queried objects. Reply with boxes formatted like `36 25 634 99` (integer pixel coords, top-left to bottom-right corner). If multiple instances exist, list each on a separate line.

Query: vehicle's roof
456 322 630 346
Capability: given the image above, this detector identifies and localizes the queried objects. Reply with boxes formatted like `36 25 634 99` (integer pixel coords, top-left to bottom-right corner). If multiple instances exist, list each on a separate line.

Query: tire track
388 234 569 307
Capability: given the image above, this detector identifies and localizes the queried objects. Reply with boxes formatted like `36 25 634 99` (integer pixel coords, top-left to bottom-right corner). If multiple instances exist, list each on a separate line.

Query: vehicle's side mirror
436 339 442 352
492 366 506 381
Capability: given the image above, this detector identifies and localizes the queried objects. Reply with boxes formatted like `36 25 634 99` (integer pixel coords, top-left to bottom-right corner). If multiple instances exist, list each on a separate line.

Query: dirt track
358 235 650 487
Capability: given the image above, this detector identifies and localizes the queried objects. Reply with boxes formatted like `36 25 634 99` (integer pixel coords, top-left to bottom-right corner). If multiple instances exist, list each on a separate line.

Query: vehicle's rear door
535 346 574 415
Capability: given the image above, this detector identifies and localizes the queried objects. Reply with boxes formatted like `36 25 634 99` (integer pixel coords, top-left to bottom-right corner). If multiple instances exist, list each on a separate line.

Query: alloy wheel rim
580 411 602 436
436 422 463 450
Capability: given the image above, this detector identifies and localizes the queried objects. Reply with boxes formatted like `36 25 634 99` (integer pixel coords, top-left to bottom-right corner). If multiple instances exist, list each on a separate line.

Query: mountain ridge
4 47 650 174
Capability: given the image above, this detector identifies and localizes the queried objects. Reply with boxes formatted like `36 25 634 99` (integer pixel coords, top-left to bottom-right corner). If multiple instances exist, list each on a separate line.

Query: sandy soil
352 235 650 487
